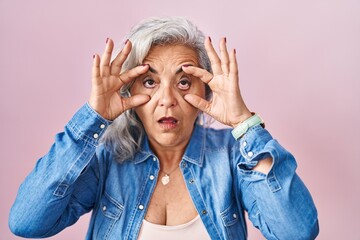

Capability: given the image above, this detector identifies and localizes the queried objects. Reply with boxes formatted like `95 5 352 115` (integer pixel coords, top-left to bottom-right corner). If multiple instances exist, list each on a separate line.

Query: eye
178 78 191 90
143 79 156 88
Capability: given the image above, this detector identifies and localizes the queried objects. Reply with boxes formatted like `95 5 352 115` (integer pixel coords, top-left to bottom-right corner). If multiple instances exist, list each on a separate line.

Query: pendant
161 174 170 185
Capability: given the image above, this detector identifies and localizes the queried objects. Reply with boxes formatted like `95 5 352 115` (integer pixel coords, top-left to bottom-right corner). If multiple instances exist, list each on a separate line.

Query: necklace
160 166 180 185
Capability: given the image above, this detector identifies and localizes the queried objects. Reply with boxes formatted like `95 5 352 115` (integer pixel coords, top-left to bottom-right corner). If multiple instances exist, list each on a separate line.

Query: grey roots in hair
101 16 212 163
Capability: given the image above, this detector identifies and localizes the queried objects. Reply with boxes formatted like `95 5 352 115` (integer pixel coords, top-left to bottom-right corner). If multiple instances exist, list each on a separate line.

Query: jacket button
233 213 237 219
189 179 195 184
243 141 247 147
247 151 254 157
102 206 107 211
182 162 186 168
202 209 207 215
93 133 99 139
149 175 155 180
138 205 144 210
100 124 105 129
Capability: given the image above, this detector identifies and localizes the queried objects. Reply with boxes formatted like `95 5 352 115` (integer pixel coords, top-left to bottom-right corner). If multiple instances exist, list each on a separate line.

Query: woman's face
130 45 205 151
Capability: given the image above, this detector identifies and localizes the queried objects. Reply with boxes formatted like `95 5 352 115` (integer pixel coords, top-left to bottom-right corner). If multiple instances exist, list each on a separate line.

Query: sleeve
232 125 319 240
9 103 112 238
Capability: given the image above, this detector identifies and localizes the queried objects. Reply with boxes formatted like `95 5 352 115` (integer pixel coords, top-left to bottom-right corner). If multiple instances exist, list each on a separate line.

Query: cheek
130 83 155 121
131 81 148 95
181 100 200 120
189 81 206 98
133 98 158 125
183 83 205 120
134 105 149 124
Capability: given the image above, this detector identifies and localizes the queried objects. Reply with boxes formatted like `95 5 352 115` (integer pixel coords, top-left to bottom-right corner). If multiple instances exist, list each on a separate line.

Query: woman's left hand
182 37 252 128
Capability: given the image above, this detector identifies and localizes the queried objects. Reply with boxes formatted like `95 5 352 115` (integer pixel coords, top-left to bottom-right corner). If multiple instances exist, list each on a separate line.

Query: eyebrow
148 65 194 74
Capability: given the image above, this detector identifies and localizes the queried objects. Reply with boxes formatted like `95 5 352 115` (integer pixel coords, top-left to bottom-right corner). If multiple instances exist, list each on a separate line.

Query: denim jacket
9 103 319 239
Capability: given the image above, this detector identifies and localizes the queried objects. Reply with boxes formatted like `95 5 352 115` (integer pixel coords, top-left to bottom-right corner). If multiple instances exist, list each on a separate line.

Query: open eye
178 78 191 90
143 79 156 88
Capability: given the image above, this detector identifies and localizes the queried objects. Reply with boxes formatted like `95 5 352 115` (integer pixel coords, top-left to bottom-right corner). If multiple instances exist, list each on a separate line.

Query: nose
158 85 177 108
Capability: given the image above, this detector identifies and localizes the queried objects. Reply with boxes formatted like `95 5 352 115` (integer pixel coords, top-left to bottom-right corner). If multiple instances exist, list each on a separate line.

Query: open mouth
158 117 178 124
158 117 178 129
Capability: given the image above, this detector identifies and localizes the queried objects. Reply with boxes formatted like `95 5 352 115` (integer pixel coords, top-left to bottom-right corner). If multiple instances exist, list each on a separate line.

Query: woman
9 17 319 239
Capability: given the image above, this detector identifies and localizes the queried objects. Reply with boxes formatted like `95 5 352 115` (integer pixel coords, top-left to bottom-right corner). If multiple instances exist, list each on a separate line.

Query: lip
157 116 178 130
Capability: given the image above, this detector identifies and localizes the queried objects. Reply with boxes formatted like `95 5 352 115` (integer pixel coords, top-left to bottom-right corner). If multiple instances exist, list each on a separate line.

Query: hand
89 38 150 120
182 37 252 128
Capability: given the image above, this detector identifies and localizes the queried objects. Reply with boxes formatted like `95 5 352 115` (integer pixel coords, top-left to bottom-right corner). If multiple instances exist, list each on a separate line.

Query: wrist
230 111 253 128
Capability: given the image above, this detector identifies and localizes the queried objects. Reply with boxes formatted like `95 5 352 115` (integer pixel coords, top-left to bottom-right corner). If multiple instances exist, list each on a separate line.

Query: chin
153 133 189 147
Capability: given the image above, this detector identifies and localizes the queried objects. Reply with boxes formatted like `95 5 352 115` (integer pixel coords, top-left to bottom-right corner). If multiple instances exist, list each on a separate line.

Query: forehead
144 44 199 65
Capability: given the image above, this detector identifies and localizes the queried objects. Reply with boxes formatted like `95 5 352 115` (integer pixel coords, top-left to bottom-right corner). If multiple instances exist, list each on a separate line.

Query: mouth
158 117 178 123
157 117 178 130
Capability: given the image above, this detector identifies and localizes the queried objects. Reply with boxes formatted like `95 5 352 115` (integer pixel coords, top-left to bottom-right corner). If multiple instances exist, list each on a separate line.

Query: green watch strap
231 114 264 140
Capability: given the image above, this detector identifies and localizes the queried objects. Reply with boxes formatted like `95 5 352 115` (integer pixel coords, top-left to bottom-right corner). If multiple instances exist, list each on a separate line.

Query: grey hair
101 16 212 163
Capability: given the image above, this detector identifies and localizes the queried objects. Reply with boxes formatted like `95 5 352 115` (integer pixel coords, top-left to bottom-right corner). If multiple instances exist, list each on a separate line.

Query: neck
149 142 187 172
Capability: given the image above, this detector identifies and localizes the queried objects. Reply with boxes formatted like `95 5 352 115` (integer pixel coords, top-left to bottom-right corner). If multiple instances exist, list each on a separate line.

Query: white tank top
138 215 211 240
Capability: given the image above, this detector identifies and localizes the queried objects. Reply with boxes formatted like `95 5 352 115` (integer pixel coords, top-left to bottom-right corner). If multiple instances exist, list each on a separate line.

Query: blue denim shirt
9 103 319 239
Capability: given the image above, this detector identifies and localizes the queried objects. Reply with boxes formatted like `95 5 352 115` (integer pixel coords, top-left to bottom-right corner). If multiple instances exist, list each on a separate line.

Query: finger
184 94 211 113
100 38 114 76
122 94 151 111
229 49 239 82
110 40 132 75
219 37 230 74
182 65 213 84
118 64 149 87
204 37 222 75
91 54 101 85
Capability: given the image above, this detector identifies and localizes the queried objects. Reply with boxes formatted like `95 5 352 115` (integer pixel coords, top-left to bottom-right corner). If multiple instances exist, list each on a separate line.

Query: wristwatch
231 114 264 140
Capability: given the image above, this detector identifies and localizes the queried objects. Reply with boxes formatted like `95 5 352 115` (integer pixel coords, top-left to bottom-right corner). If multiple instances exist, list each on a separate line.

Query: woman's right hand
89 38 150 120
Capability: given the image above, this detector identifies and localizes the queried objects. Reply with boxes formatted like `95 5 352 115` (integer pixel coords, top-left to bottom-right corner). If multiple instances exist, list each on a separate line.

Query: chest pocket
221 200 246 240
93 192 124 239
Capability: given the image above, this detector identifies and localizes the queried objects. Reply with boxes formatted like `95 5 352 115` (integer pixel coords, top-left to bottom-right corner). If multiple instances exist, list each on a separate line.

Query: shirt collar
133 124 206 167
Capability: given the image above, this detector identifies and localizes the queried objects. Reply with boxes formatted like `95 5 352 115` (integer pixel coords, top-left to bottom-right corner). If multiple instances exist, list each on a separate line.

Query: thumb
122 94 150 111
184 94 210 114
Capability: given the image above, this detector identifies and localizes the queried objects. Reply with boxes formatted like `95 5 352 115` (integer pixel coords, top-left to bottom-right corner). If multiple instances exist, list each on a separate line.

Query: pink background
1 0 359 239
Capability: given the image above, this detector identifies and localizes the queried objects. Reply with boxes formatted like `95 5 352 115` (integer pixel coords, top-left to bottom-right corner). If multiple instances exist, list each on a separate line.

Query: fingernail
141 64 149 67
224 37 227 43
182 64 191 68
208 36 212 42
125 39 129 45
234 49 236 54
93 54 95 59
106 38 109 44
